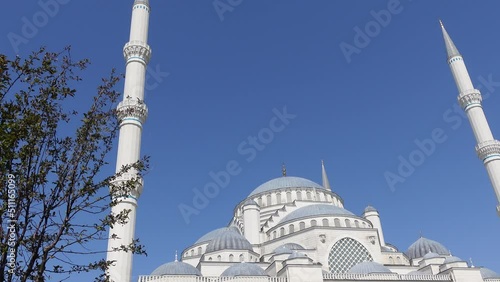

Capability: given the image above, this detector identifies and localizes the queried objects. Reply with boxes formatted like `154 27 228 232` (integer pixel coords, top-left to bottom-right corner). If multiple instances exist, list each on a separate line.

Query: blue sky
3 0 500 280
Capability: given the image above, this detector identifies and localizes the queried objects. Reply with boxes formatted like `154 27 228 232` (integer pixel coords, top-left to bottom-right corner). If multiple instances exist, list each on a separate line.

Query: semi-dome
288 251 308 259
195 227 240 244
443 256 463 264
348 261 392 274
480 268 500 279
422 252 441 260
273 243 305 255
151 261 201 276
221 263 267 277
206 229 253 253
406 237 450 259
280 204 354 224
249 176 325 196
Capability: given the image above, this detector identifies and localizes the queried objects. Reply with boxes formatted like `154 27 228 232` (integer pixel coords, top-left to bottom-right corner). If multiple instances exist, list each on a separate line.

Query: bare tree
0 47 147 282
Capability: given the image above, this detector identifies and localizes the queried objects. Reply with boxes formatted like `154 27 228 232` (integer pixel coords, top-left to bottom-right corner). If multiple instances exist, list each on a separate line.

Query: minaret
321 160 332 190
107 1 152 281
440 21 500 216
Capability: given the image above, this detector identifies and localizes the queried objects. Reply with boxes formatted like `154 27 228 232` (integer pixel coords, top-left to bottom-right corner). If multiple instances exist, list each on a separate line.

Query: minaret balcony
476 140 500 163
458 89 482 111
123 40 152 65
117 96 148 125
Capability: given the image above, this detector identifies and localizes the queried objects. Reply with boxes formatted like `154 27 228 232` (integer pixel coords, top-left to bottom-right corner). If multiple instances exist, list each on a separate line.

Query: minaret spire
106 1 152 281
321 160 332 190
439 20 460 59
440 21 500 217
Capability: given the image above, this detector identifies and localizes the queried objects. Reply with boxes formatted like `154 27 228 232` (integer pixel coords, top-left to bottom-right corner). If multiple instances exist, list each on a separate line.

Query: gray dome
288 251 308 259
364 206 377 213
273 243 305 255
195 227 240 244
480 268 500 279
242 199 259 207
422 252 441 260
221 263 267 277
280 204 354 223
348 261 392 274
134 0 149 6
151 261 201 276
249 176 325 196
443 256 463 264
406 237 450 259
206 229 253 253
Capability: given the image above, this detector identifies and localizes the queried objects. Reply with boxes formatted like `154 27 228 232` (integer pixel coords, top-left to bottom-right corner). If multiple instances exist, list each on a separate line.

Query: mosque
106 1 500 282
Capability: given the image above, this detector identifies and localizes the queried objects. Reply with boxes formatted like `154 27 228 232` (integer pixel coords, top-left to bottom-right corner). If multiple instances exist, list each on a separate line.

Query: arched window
258 197 262 206
297 191 302 200
354 220 360 228
190 249 194 256
276 193 282 204
280 227 285 236
311 219 317 227
208 257 212 261
323 218 329 226
299 221 305 230
197 247 202 255
273 231 276 239
389 256 394 264
328 237 373 273
239 254 244 262
362 222 366 228
267 195 272 206
345 219 351 228
334 218 341 227
217 255 221 261
229 254 234 262
396 257 402 264
286 192 292 202
289 224 295 233
316 191 320 201
306 191 312 200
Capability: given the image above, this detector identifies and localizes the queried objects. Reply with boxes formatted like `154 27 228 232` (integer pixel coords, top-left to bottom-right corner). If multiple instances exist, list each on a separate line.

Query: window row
255 190 341 207
268 218 370 240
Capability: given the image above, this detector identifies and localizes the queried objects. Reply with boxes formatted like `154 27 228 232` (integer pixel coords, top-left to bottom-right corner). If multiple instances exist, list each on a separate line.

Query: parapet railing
323 273 452 281
138 276 287 282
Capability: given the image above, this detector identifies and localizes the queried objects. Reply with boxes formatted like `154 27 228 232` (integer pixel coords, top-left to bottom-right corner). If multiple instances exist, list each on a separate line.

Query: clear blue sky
2 0 500 280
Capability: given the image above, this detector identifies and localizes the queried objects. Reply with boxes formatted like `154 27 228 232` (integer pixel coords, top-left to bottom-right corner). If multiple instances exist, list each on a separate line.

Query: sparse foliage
0 47 147 282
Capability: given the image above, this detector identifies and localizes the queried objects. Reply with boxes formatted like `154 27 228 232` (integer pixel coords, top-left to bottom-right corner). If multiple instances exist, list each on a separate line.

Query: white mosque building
107 1 500 282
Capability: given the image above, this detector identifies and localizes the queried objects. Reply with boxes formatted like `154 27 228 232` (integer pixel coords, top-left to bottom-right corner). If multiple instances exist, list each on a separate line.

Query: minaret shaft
441 22 500 216
107 1 151 281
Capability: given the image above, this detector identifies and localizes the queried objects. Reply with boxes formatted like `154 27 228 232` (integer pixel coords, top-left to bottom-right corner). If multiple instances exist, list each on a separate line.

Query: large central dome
249 176 325 196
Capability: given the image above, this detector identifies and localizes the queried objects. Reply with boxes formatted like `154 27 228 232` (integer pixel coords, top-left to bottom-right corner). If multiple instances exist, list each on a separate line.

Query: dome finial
469 257 474 267
175 250 178 262
282 163 287 177
439 20 461 59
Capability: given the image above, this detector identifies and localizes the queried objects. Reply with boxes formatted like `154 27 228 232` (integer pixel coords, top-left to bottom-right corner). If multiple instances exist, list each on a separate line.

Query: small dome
423 252 441 260
242 199 259 207
443 256 463 264
206 229 253 253
195 227 240 244
288 251 308 259
364 206 377 213
406 237 450 259
480 268 500 279
249 176 325 196
221 263 267 277
151 261 201 276
280 204 354 224
348 261 392 274
273 243 305 255
134 0 149 6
